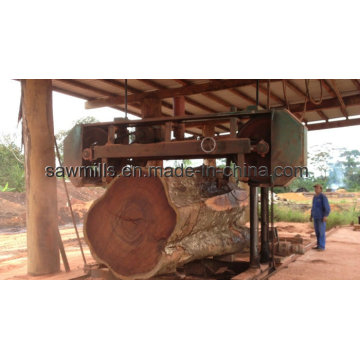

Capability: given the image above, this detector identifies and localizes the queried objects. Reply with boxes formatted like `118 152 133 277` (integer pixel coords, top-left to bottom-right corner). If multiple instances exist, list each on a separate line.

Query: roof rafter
139 79 215 114
97 79 180 116
286 80 328 121
138 79 228 132
173 79 234 109
288 93 360 113
55 79 143 116
228 88 266 109
85 79 265 109
323 80 348 118
351 79 360 91
307 117 360 131
254 83 284 105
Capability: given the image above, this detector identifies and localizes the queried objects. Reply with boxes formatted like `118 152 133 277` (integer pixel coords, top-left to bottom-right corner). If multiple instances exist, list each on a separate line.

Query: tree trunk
84 171 250 279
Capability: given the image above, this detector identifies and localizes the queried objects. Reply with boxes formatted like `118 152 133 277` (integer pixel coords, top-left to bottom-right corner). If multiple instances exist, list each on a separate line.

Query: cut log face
85 176 176 277
84 171 250 279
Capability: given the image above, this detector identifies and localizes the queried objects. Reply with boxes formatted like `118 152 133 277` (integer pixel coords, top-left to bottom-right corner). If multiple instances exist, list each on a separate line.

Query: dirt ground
0 185 358 279
270 226 360 280
274 221 314 235
0 225 94 279
0 223 359 279
0 180 104 230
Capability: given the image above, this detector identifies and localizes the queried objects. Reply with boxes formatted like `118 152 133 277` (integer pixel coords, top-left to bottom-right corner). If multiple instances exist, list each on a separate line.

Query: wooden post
141 97 163 167
173 96 185 139
22 80 60 275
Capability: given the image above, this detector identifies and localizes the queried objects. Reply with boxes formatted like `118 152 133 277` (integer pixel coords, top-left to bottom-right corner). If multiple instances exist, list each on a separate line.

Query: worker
310 184 331 251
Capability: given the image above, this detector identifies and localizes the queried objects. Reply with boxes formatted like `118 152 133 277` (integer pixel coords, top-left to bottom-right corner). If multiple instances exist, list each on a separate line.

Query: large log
84 172 250 279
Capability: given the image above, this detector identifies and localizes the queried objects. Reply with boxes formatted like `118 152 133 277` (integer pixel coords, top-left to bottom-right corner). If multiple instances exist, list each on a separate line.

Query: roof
51 79 360 133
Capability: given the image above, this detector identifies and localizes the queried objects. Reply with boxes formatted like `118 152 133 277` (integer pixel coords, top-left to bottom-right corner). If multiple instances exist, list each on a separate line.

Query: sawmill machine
63 108 307 278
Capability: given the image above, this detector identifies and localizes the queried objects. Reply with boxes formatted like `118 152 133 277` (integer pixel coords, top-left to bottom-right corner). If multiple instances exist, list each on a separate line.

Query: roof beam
287 93 360 113
197 91 233 108
54 80 143 116
328 80 349 118
138 79 215 114
228 88 266 108
286 80 328 121
323 80 348 118
173 79 233 109
176 79 268 109
85 79 262 109
351 79 360 91
97 79 186 115
307 117 360 131
98 79 140 95
254 83 284 105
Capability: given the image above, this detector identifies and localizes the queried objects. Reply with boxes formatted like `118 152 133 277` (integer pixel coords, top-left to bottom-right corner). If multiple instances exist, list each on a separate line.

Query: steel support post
249 184 259 268
260 187 270 263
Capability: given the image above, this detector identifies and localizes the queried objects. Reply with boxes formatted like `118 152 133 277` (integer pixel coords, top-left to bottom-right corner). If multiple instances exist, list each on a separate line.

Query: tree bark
84 171 250 279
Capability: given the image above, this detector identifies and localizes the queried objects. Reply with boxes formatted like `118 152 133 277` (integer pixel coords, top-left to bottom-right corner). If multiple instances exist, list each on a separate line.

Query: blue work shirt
311 193 331 219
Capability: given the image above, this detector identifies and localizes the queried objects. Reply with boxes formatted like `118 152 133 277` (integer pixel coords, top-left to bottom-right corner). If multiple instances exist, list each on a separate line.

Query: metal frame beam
92 138 251 160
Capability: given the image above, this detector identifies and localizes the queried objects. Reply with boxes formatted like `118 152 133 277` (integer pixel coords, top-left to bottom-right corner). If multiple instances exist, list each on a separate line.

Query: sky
1 80 359 153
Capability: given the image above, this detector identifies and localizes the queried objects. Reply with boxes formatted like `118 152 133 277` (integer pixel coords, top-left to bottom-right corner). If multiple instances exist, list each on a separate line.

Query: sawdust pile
276 192 308 202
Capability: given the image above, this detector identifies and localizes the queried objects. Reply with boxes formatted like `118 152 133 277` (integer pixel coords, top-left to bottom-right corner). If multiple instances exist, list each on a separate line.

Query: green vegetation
273 205 309 223
0 119 359 194
274 143 360 193
0 135 25 192
340 149 360 191
274 204 360 230
56 116 98 161
0 183 15 192
326 210 359 229
0 116 98 193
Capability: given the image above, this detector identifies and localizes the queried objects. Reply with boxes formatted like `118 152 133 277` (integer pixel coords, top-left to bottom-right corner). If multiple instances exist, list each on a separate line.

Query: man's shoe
317 248 325 251
312 246 320 249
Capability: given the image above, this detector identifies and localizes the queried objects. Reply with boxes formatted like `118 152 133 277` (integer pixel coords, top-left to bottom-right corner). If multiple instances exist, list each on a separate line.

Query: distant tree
173 159 192 168
55 116 98 161
0 135 25 192
216 158 226 168
287 171 316 192
182 159 192 168
328 160 345 188
340 149 360 191
309 143 332 180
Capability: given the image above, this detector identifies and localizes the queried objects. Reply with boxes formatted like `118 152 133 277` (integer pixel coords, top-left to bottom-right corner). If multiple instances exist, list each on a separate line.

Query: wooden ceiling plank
54 80 142 117
254 83 284 105
287 80 327 121
228 88 266 108
351 79 360 92
97 79 140 95
307 117 360 131
58 79 116 97
138 79 216 114
135 79 193 115
97 79 186 115
173 79 233 109
177 80 267 110
328 80 349 118
288 93 360 113
323 80 348 118
85 79 265 109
